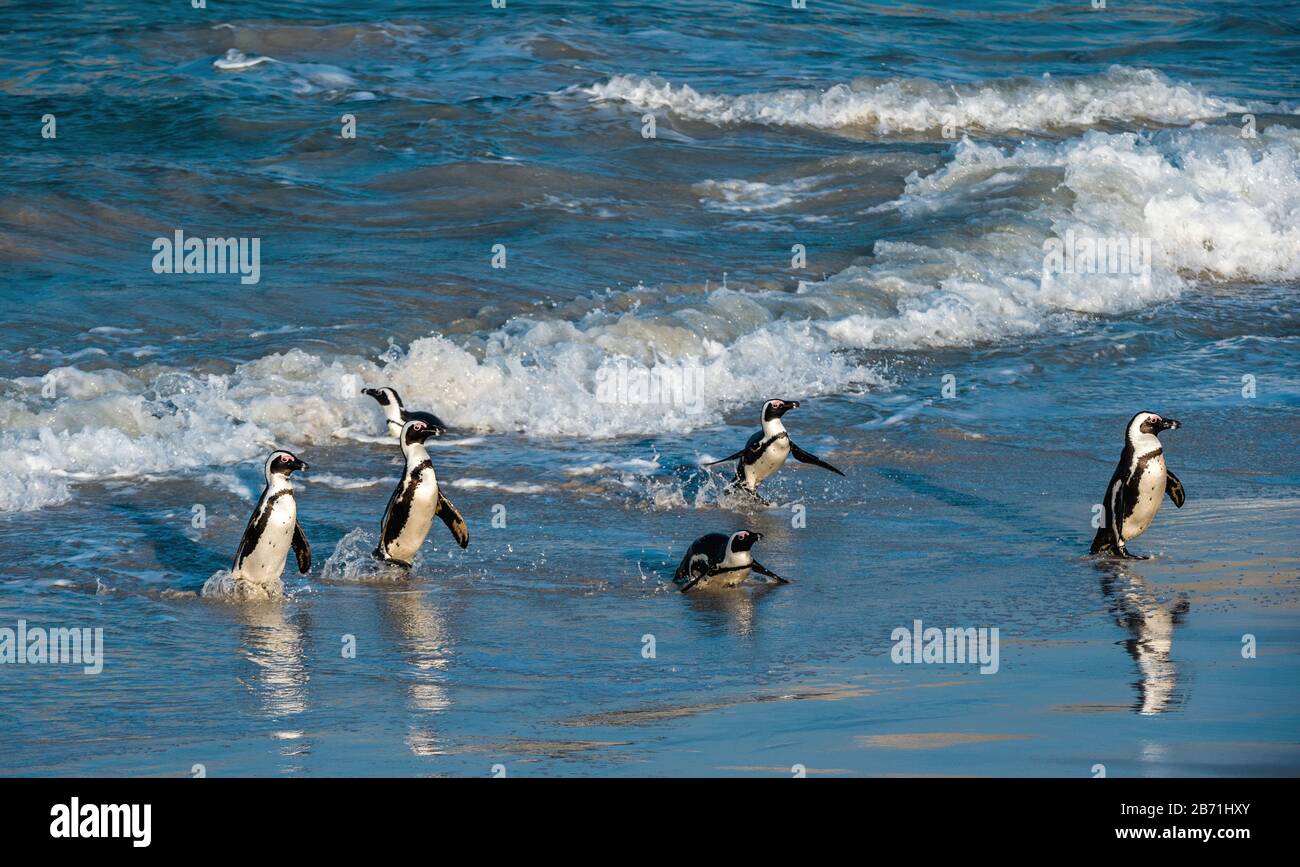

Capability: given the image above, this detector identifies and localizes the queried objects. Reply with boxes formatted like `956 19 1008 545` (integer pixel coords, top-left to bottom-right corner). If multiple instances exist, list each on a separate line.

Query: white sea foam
563 456 661 477
694 177 819 212
821 123 1300 350
448 478 548 494
304 473 385 490
213 49 359 95
214 49 273 71
1 123 1296 512
581 67 1254 134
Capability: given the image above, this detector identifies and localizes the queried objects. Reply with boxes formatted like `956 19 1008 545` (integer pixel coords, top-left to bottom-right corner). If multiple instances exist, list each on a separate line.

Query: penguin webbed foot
1105 544 1149 561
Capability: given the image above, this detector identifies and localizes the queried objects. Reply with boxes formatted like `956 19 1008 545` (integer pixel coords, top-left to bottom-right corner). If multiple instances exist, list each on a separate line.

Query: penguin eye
279 455 291 463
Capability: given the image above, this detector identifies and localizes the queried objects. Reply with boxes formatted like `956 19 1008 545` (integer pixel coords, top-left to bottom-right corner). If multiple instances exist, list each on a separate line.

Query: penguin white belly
237 497 296 586
387 476 438 563
713 552 753 587
1122 454 1166 540
747 436 790 486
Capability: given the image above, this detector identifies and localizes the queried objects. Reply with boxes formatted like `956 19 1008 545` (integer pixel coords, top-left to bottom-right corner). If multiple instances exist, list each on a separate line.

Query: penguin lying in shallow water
673 531 788 592
1090 411 1185 559
212 450 311 600
706 398 844 502
363 386 447 438
374 419 469 569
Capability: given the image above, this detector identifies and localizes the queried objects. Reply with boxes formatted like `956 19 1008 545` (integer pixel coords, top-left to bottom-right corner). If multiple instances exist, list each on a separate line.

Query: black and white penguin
705 398 844 497
362 386 447 438
225 450 311 597
1090 411 1185 559
673 530 788 592
374 419 469 568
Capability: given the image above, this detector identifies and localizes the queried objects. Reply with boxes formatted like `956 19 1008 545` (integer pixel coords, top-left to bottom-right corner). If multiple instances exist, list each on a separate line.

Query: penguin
375 419 469 568
1090 411 1185 559
673 530 788 592
226 450 311 597
705 399 844 499
362 386 447 438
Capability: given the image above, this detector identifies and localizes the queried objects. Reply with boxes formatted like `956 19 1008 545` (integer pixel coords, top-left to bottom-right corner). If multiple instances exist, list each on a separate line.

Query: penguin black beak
1160 418 1181 432
361 387 379 398
752 532 764 541
292 459 309 472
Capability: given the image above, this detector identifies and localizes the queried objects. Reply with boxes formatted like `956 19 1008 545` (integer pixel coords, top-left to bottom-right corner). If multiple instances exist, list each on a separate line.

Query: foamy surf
213 49 273 71
580 67 1260 135
2 108 1297 513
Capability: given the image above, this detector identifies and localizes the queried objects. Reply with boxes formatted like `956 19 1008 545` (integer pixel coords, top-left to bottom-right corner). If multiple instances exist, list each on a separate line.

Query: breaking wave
3 121 1298 511
580 67 1264 135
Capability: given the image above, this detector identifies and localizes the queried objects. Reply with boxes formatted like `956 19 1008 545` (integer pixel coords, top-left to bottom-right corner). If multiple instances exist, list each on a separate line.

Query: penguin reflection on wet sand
1090 411 1186 559
1100 563 1189 715
673 531 787 592
363 386 447 438
706 399 843 503
375 419 469 569
207 450 311 601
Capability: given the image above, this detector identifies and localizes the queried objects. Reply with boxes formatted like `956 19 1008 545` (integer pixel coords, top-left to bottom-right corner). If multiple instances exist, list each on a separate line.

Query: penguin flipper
706 431 766 467
704 447 747 466
1102 475 1133 556
750 559 790 584
1165 470 1185 508
292 521 311 574
789 441 845 476
231 489 268 572
436 493 469 549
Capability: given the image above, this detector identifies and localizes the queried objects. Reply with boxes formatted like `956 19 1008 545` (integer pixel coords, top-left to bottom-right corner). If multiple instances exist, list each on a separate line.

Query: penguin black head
762 399 800 422
401 419 439 447
362 386 403 408
266 450 308 480
1129 411 1181 440
729 530 763 553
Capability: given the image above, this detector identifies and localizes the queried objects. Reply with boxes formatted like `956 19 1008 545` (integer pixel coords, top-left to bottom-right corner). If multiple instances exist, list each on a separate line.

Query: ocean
1 0 1298 776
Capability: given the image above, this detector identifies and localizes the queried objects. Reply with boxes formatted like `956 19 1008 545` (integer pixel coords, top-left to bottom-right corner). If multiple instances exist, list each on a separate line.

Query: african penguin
363 386 447 438
705 398 844 500
1090 411 1185 559
673 530 788 592
225 450 311 598
374 419 469 568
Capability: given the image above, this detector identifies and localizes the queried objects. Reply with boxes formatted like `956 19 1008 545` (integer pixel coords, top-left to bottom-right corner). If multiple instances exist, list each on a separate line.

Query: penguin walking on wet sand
363 386 447 438
705 398 844 501
674 530 787 592
375 419 469 568
1090 411 1186 559
217 450 311 599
